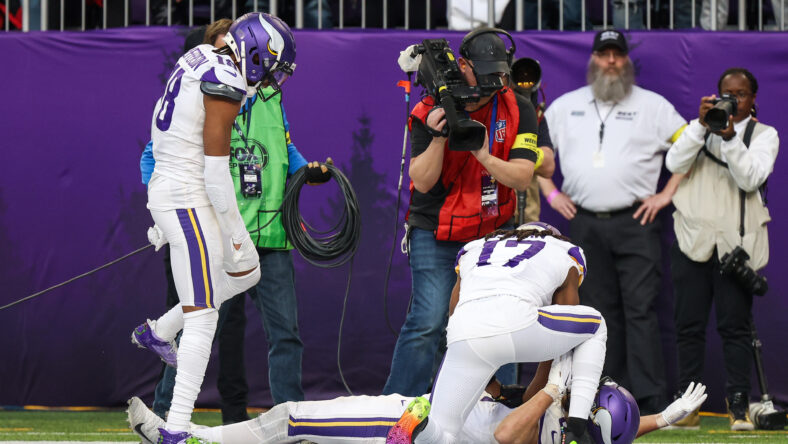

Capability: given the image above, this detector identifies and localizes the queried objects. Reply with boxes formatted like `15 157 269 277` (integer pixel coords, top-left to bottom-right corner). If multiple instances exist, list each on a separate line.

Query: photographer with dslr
666 68 779 431
384 28 541 397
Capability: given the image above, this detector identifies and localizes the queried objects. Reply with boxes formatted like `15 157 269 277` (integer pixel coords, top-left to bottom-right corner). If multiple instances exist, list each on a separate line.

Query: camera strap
699 119 758 240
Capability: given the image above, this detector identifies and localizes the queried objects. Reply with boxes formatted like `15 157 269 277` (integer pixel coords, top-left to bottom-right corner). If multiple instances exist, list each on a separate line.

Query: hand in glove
543 352 573 402
657 382 707 427
305 157 333 185
147 224 168 251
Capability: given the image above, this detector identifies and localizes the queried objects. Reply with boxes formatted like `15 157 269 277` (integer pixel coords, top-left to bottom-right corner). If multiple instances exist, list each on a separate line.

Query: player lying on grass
128 354 706 444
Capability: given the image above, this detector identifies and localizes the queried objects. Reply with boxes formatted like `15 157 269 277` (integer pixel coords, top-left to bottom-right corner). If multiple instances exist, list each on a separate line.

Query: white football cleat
127 396 164 444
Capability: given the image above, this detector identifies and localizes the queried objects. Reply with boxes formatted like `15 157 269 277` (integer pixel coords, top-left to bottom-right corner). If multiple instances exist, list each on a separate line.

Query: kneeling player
387 222 606 444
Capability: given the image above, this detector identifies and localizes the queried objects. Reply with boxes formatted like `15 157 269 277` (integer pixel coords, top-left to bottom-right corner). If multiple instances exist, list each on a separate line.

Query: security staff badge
481 170 499 219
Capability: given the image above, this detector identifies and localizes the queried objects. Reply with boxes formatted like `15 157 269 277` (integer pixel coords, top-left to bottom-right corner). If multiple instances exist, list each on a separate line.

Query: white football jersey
538 402 567 444
147 44 247 211
455 234 586 307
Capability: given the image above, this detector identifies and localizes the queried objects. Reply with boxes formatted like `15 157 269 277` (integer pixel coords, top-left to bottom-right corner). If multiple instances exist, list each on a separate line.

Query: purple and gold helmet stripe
176 208 214 308
537 310 600 335
287 415 397 438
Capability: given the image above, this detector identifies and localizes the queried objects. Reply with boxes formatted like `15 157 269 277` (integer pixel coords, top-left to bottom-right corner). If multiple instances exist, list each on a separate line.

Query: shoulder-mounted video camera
401 29 514 151
704 93 738 132
720 246 768 296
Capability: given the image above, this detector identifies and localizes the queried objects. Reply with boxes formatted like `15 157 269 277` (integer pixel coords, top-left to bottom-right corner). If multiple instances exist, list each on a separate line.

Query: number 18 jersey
148 44 247 211
455 234 586 308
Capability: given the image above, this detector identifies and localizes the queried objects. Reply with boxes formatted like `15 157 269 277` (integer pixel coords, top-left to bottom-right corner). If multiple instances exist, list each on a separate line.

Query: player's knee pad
215 265 261 306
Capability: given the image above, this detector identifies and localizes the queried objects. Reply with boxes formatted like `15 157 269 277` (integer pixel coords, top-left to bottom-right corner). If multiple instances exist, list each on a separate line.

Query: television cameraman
665 67 779 431
384 28 541 397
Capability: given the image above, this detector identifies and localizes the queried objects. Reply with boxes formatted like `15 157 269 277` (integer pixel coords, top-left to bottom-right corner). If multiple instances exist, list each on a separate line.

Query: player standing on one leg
387 222 607 444
130 12 297 443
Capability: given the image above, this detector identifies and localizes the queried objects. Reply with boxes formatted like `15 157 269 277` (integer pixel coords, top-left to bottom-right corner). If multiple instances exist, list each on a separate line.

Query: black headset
459 27 517 68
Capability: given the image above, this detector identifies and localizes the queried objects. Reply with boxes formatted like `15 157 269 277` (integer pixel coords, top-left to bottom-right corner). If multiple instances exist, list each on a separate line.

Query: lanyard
488 95 498 153
232 95 255 151
592 100 616 152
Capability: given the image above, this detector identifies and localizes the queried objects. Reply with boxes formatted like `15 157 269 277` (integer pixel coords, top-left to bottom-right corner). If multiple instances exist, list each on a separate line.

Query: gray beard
587 58 635 103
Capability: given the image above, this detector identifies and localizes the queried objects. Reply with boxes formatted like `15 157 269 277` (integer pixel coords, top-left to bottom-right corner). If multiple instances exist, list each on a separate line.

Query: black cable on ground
281 164 361 268
336 258 355 396
281 163 361 395
0 244 154 311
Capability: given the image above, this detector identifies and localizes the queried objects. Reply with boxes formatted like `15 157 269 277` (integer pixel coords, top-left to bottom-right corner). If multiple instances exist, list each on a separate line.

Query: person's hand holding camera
699 94 736 140
425 106 448 141
469 123 491 163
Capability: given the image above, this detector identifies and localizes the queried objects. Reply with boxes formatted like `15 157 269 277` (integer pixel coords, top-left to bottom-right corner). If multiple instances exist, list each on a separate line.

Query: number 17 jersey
148 44 247 211
449 234 587 344
456 234 586 307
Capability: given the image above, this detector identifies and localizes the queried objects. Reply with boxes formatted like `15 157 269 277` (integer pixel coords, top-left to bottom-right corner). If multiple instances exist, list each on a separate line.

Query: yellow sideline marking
22 405 103 411
538 312 601 324
0 428 33 431
97 428 130 432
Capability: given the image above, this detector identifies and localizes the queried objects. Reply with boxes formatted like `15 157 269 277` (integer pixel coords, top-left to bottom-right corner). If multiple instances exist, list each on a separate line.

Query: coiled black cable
281 164 361 268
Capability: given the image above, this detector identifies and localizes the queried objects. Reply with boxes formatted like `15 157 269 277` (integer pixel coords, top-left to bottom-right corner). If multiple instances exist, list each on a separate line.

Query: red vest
409 89 520 242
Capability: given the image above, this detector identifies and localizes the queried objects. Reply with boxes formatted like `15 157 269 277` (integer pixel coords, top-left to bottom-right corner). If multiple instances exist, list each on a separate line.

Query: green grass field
0 410 786 443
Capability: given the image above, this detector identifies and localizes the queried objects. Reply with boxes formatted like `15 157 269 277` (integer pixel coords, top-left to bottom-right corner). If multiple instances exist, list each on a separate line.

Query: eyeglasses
722 91 753 100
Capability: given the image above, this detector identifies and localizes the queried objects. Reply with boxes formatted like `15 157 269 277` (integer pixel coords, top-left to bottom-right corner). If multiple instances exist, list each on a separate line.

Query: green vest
230 90 292 250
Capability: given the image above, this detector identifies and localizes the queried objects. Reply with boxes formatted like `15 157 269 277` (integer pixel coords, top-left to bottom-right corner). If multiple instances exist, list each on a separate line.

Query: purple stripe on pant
287 415 398 438
176 208 213 308
537 310 601 335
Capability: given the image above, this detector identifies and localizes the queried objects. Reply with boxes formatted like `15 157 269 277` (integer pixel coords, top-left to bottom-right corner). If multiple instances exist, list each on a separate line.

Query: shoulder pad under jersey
200 81 245 102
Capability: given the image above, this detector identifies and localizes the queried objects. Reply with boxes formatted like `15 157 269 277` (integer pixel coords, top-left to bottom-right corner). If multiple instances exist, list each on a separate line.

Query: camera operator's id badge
240 163 262 198
592 151 605 169
481 172 499 219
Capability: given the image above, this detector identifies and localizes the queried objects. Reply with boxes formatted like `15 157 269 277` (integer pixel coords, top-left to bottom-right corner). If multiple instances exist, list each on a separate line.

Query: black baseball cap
462 31 511 75
592 29 628 54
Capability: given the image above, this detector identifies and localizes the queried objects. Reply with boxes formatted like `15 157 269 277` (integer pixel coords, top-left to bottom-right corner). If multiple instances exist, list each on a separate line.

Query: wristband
546 189 560 204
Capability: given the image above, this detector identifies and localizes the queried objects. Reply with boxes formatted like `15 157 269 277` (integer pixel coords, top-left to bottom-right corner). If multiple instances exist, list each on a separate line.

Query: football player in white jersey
387 222 606 444
127 355 706 444
129 12 297 444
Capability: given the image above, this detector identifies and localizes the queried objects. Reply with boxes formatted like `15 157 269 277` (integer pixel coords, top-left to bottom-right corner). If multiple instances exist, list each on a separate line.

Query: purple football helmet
224 12 296 100
587 380 640 444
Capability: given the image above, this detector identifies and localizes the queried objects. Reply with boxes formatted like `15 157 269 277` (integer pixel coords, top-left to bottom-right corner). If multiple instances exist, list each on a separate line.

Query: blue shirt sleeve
282 104 307 176
140 140 155 186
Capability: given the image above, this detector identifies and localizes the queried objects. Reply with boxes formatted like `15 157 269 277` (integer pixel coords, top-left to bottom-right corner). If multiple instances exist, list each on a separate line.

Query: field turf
0 410 786 442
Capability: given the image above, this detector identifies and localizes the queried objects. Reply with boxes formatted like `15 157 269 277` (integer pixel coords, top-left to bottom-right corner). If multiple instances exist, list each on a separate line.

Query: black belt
576 203 640 219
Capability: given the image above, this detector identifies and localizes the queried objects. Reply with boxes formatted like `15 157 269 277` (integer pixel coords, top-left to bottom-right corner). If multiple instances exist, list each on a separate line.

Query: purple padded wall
0 28 786 412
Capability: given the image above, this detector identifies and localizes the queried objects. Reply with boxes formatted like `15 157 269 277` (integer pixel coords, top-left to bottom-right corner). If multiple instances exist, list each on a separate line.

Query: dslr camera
704 93 738 132
408 39 505 151
720 246 768 296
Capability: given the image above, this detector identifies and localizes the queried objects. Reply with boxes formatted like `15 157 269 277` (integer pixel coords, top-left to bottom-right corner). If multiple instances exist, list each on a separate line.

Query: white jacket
666 117 778 270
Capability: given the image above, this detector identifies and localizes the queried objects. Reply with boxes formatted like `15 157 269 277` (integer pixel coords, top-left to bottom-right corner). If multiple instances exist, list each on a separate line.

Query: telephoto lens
704 93 738 132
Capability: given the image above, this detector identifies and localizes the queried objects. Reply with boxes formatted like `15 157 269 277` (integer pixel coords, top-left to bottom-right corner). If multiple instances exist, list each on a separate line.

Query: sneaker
562 428 593 444
727 392 754 431
132 320 178 368
664 408 700 430
157 428 191 444
386 396 431 444
127 396 164 444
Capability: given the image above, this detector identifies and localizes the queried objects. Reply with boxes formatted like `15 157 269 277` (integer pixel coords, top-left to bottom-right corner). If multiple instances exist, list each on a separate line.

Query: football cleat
127 396 164 444
157 428 192 444
132 320 178 368
386 396 431 444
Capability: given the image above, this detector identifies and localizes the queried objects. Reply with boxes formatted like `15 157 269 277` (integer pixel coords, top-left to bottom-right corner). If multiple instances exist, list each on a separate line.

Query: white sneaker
127 396 165 444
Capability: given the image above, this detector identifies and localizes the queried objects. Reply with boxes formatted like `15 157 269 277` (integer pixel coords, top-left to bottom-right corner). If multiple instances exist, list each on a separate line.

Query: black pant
570 209 666 408
671 242 753 396
216 293 250 423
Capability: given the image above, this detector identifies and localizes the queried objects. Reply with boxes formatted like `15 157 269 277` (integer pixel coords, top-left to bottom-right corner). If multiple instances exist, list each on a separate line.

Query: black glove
305 161 331 184
494 384 527 409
